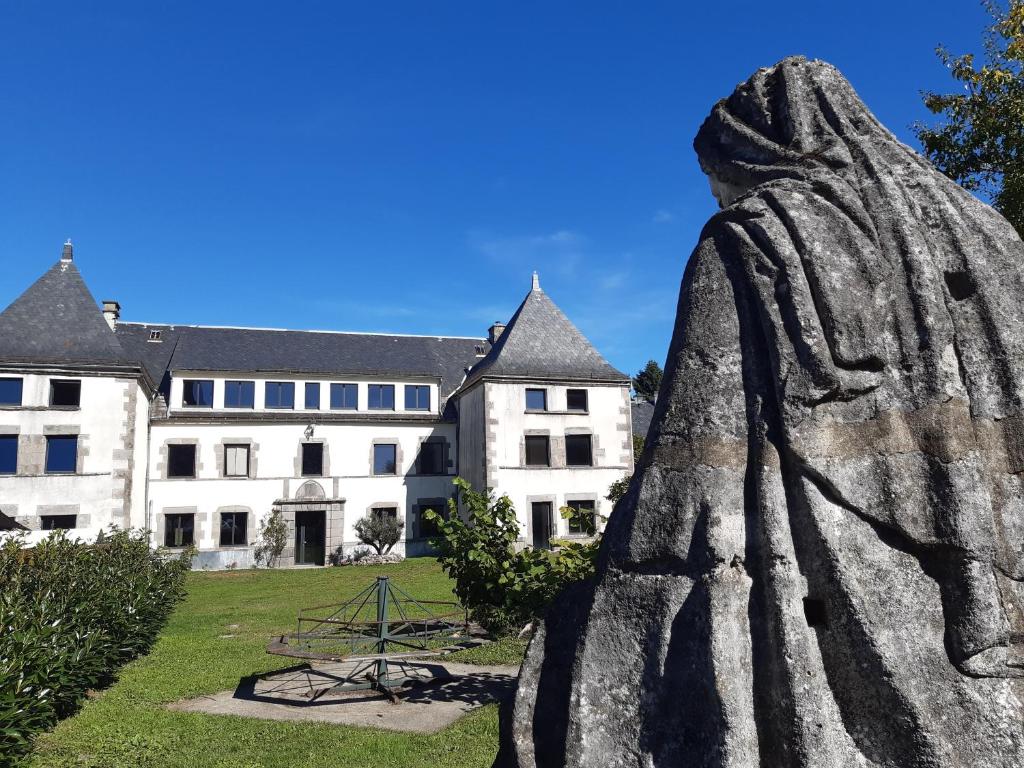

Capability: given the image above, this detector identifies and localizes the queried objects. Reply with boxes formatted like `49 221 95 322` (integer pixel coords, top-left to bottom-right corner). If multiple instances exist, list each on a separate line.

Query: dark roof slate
461 282 627 389
0 258 130 368
116 323 486 402
631 398 656 441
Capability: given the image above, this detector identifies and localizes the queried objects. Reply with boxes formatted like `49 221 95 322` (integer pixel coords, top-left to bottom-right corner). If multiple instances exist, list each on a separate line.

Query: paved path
168 661 519 733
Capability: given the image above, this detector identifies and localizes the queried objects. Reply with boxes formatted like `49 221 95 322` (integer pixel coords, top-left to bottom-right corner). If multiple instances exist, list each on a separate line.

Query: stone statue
497 57 1024 767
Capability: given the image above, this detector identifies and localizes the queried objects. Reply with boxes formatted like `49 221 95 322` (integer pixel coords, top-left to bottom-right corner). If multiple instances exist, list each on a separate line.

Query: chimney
61 239 73 262
488 321 506 345
102 300 121 329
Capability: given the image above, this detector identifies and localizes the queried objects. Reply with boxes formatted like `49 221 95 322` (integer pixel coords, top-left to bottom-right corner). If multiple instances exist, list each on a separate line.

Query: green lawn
27 560 523 768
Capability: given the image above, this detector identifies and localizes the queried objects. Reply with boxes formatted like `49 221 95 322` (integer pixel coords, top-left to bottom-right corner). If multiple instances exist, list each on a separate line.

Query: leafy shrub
0 528 191 764
426 478 600 633
253 510 288 567
354 514 404 555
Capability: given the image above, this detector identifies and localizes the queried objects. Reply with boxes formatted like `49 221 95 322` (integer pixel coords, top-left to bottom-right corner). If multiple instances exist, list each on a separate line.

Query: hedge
0 529 191 764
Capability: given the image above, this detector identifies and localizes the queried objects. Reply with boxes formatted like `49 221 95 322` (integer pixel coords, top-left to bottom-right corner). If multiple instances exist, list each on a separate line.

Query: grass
27 559 523 768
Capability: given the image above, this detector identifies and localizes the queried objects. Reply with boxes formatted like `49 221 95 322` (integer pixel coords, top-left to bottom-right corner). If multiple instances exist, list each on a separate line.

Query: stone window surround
42 425 87 475
369 438 402 476
525 494 558 546
216 505 253 548
157 438 203 480
17 504 89 532
411 497 448 540
415 436 453 475
157 506 206 549
364 500 402 527
294 438 331 478
215 437 259 479
521 429 553 468
564 493 600 538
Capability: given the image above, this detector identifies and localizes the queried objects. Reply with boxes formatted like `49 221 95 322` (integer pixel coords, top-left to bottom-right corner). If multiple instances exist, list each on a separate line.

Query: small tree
916 1 1024 236
254 510 288 568
633 360 663 403
428 478 600 633
354 513 404 555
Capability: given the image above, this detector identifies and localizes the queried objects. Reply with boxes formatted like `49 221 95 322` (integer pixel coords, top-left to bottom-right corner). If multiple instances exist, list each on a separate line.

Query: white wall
0 371 150 535
481 380 633 543
147 419 457 558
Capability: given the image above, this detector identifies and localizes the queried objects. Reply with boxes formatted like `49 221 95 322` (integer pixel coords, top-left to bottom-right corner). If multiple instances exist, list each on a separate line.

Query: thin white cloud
467 229 586 278
653 209 675 223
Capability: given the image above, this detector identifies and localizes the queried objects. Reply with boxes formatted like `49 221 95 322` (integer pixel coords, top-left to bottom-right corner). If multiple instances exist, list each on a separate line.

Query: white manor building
0 243 637 568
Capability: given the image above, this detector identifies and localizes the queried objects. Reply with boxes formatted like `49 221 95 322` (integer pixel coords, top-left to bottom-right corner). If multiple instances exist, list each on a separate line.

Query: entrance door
531 502 552 550
295 510 326 565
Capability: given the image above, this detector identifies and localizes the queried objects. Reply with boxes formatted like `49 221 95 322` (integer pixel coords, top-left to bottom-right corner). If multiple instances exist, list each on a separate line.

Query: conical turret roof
461 274 627 389
0 247 129 367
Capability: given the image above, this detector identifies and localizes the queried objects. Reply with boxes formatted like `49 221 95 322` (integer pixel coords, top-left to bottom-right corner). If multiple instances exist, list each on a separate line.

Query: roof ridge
117 321 486 341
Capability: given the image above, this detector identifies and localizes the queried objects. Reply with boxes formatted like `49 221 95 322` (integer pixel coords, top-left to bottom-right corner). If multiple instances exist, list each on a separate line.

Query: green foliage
354 513 405 555
24 561 516 768
426 478 599 633
0 529 190 764
632 359 663 403
916 1 1024 235
253 510 287 568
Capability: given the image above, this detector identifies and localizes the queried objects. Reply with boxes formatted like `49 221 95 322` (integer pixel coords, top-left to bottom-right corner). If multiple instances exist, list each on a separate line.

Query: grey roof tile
631 398 656 440
461 281 628 389
0 257 129 368
116 323 486 404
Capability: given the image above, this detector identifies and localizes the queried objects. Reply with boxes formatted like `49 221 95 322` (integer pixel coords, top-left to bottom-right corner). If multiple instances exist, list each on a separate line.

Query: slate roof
631 398 656 441
0 254 131 369
460 277 628 390
115 323 487 403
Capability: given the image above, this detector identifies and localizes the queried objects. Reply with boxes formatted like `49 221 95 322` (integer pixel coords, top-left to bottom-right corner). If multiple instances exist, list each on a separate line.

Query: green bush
0 529 191 764
426 478 599 634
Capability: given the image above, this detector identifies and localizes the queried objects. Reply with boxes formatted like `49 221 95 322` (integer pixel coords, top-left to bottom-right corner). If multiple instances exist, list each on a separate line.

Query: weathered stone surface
497 57 1024 767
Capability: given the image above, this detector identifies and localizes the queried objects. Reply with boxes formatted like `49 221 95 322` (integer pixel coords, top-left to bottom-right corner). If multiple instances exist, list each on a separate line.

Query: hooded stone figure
496 57 1024 767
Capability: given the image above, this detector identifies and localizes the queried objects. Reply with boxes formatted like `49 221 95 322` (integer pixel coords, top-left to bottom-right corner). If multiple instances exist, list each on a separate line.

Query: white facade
0 255 635 568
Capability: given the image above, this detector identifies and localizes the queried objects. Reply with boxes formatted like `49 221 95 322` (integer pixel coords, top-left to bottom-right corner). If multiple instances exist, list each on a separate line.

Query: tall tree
916 1 1024 236
632 359 663 403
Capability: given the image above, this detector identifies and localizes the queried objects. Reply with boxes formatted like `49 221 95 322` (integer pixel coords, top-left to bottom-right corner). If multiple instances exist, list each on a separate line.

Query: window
0 378 22 406
49 380 81 407
368 384 395 410
305 382 320 410
566 500 597 535
167 444 197 478
524 435 550 467
566 389 588 412
41 514 77 530
565 434 593 466
182 379 214 407
148 330 162 341
372 506 398 520
417 441 445 474
330 383 357 410
165 513 194 548
301 443 324 476
45 436 77 474
265 381 295 409
525 388 547 411
224 444 249 477
220 512 248 546
373 443 397 475
224 380 255 409
405 385 430 411
417 503 445 538
0 435 16 475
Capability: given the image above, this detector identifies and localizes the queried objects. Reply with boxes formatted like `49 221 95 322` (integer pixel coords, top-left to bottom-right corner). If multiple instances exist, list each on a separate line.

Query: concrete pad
167 661 519 733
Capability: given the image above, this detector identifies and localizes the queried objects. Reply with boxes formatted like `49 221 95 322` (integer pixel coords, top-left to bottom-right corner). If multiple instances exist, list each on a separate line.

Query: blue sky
0 2 993 378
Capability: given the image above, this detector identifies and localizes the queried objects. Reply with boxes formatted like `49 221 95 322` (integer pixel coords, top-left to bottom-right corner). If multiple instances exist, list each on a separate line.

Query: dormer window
148 330 162 342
